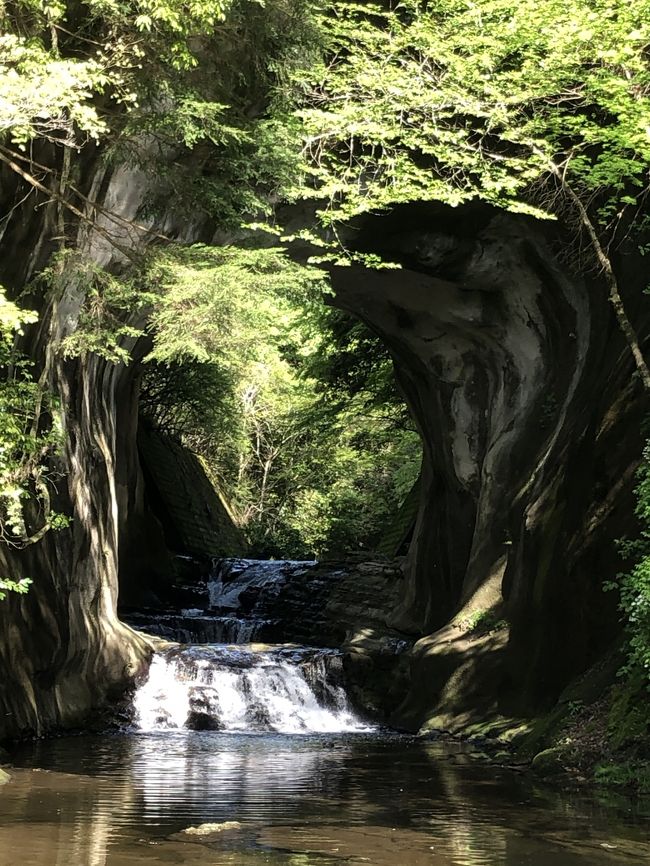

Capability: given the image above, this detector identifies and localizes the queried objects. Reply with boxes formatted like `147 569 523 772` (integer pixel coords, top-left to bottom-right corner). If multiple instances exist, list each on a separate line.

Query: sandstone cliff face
331 203 647 731
0 172 645 740
0 161 162 739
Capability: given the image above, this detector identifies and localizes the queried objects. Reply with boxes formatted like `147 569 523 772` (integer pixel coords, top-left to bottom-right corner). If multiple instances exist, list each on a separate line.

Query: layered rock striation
0 160 172 739
331 202 648 731
0 170 646 740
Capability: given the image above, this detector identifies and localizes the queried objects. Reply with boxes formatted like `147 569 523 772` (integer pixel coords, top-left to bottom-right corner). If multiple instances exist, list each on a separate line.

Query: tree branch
0 144 175 245
547 158 650 393
0 148 140 263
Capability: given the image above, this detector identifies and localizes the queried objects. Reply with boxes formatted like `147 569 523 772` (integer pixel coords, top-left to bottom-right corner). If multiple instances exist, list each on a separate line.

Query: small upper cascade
204 558 319 643
122 557 406 648
208 558 316 611
122 558 320 645
133 644 372 735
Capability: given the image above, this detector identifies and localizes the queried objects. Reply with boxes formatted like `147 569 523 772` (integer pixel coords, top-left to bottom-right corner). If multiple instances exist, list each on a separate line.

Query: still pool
1 732 649 865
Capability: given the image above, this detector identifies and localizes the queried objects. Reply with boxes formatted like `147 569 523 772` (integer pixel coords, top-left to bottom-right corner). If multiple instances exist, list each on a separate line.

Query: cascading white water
123 558 334 646
133 645 372 735
128 559 375 736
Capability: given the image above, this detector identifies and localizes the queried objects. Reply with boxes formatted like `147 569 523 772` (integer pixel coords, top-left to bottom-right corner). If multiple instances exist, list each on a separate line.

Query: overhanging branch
546 158 650 393
0 147 140 263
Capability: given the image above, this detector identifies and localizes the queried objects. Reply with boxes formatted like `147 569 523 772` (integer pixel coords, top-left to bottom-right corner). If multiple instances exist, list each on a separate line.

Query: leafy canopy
138 254 421 558
0 0 232 146
612 442 650 685
294 0 650 226
0 0 316 228
6 0 648 233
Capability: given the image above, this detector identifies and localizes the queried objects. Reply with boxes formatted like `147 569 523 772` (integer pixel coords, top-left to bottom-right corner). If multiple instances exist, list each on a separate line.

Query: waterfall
207 558 298 609
206 558 319 642
124 559 322 644
125 610 267 644
133 645 371 735
127 558 377 735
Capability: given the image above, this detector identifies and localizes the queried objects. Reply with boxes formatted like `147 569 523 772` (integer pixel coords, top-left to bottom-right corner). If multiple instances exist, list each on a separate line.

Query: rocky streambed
121 557 414 723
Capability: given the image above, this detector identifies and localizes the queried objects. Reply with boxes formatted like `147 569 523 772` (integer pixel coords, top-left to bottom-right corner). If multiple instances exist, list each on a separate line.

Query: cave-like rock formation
331 203 647 731
0 164 646 740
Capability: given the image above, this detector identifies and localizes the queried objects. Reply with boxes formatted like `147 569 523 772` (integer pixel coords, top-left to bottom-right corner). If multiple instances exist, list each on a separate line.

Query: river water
1 560 649 864
2 731 649 866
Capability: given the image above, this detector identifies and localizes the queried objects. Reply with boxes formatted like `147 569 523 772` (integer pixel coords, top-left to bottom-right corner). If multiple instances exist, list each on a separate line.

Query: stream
1 559 649 865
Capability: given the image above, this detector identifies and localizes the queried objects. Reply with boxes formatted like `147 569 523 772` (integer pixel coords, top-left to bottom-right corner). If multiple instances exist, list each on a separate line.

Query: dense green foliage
1 0 233 150
6 1 648 233
1 0 318 217
137 248 420 557
612 445 650 684
295 0 650 230
0 290 65 555
2 0 650 570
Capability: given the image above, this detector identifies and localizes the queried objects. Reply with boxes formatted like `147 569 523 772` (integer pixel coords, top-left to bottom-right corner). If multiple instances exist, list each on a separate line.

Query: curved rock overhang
0 168 647 738
330 202 648 726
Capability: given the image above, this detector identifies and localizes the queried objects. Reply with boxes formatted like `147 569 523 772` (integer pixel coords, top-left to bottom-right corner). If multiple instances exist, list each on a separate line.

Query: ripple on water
3 733 649 866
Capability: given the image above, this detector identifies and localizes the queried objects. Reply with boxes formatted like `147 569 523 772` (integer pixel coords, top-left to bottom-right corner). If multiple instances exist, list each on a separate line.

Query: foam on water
133 645 372 735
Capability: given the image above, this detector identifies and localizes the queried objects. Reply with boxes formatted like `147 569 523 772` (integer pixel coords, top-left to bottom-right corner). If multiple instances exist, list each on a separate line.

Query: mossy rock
0 768 11 785
514 705 567 761
606 674 650 750
531 747 566 776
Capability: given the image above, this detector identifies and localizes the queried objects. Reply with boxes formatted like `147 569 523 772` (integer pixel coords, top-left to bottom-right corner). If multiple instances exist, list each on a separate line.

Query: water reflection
1 733 648 866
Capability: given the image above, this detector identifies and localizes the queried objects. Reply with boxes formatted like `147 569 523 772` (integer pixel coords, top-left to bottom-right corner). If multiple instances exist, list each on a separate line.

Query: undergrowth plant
610 442 650 684
0 290 68 583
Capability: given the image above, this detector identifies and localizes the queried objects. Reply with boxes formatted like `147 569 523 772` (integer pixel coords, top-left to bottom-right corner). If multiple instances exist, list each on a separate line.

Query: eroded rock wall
0 161 169 739
1 170 645 741
331 203 647 731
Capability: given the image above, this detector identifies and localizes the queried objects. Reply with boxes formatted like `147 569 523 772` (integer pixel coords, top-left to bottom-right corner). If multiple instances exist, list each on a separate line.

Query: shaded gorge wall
330 203 648 731
0 158 181 739
0 180 647 738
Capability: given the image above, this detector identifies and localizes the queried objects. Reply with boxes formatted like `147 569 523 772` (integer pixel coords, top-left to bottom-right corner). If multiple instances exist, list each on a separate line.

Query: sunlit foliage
295 0 650 226
612 445 650 684
136 246 420 557
0 290 65 567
